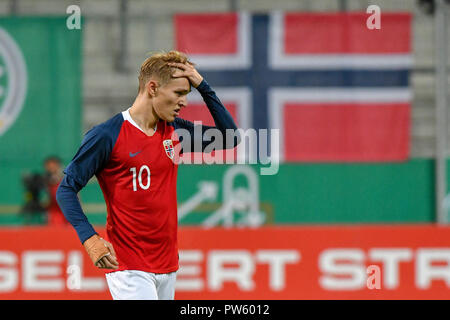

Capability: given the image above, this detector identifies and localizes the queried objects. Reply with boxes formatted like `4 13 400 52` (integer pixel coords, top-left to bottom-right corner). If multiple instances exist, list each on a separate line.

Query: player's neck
129 97 159 133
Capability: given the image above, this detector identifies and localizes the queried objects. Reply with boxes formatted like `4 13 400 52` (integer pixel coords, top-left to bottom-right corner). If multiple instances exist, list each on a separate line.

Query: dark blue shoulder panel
64 112 124 189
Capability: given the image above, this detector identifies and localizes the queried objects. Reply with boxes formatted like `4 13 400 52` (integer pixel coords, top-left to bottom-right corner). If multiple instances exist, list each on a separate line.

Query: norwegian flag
174 11 412 162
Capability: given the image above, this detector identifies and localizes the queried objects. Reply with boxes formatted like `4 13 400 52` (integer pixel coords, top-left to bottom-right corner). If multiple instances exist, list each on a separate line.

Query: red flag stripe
283 12 411 54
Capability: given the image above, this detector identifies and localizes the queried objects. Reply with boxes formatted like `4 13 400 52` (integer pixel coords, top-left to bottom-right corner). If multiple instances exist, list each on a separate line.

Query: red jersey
99 111 179 273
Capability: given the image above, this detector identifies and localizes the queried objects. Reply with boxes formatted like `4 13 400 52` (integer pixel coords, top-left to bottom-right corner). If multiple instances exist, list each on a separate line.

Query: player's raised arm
169 61 241 151
56 122 120 270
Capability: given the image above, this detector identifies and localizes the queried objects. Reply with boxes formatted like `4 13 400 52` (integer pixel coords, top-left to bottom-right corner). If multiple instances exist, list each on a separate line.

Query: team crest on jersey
163 139 174 159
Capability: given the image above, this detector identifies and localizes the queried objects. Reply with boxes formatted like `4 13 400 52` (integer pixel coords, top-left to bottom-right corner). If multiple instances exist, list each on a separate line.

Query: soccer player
56 50 239 300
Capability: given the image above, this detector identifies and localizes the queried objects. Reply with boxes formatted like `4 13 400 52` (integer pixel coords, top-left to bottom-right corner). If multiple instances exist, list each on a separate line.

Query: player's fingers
96 258 106 269
171 70 185 78
102 257 117 269
169 63 194 74
102 256 118 269
104 241 117 259
174 69 195 78
99 256 112 269
167 62 186 69
104 253 119 268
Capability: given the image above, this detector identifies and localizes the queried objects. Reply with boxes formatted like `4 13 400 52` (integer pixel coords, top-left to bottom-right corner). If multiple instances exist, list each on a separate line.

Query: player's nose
179 98 187 108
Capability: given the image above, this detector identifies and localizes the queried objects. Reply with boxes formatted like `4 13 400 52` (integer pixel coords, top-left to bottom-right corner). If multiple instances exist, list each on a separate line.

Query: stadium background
0 0 449 299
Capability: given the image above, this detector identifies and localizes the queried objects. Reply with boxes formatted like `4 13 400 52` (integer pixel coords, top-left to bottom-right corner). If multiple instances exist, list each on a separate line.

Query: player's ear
146 80 158 97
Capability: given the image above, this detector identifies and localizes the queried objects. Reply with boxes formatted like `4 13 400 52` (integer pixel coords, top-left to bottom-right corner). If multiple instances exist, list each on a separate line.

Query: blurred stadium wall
0 0 450 299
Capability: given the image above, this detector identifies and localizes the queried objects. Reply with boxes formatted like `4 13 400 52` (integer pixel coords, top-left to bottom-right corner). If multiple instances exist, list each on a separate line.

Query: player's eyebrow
175 88 191 94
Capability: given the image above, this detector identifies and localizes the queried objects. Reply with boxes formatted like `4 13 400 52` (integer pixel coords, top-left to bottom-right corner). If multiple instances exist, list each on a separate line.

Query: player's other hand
168 62 204 88
83 234 119 270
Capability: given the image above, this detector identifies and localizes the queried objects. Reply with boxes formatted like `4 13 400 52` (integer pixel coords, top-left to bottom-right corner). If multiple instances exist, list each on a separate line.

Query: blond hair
138 50 193 93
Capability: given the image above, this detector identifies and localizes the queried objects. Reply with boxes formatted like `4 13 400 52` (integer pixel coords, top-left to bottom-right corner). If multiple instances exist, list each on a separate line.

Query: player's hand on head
83 234 119 270
168 61 203 88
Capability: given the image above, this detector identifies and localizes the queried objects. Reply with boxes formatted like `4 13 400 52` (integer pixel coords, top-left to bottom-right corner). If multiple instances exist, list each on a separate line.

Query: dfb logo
0 28 27 136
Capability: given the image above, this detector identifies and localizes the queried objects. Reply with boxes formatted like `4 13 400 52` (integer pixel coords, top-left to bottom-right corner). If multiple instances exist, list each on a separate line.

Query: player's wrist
191 76 204 88
82 234 100 245
195 79 208 91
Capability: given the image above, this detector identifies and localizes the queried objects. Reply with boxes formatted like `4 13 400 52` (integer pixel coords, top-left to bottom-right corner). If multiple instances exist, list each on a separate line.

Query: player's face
153 77 191 122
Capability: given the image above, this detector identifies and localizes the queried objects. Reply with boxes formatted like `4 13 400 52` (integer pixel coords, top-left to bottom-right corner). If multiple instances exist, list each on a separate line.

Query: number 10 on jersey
130 165 151 191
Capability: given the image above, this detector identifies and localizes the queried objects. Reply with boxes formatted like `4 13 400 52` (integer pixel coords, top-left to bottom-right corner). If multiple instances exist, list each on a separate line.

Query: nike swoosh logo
129 151 142 157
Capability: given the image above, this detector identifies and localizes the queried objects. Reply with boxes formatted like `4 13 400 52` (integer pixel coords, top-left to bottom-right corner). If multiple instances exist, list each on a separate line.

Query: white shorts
105 270 177 300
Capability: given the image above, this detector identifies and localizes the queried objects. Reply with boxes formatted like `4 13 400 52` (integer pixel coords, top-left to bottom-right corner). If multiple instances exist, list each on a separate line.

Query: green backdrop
0 18 82 208
74 160 435 225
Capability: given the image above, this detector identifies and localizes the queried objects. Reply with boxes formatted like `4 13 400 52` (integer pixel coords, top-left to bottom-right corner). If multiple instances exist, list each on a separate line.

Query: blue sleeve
56 114 123 244
173 79 240 152
57 175 97 243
